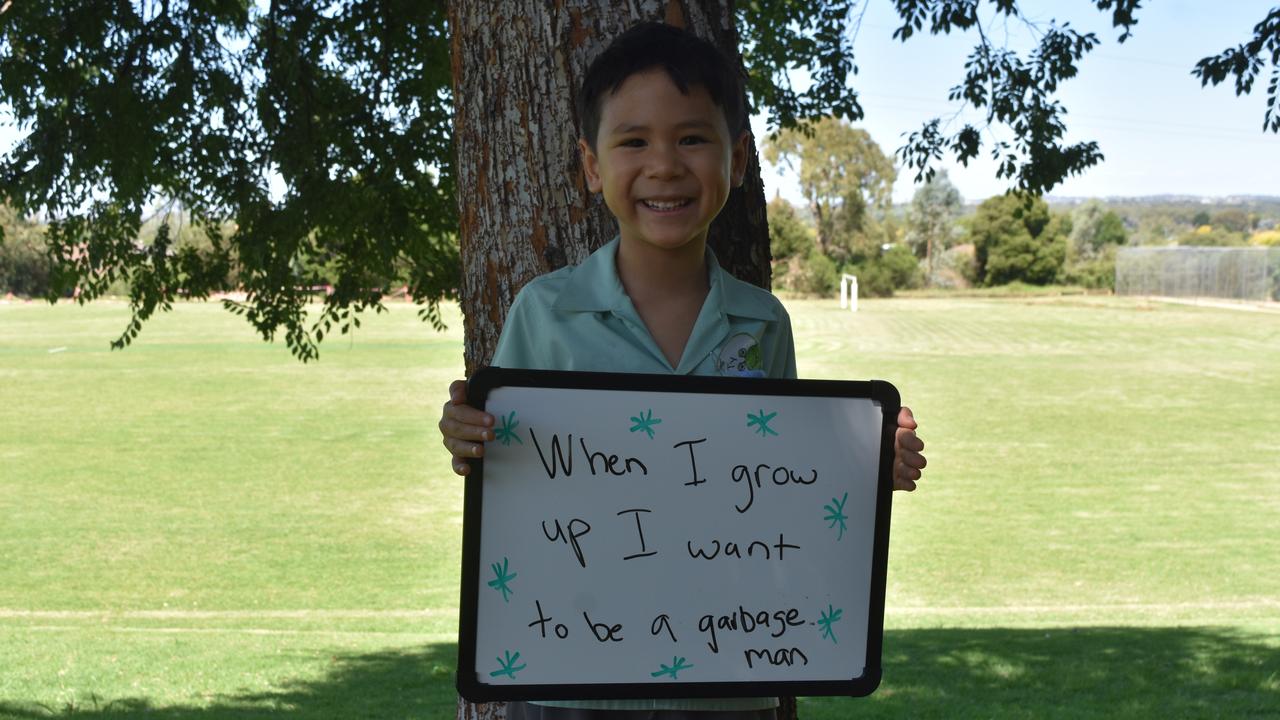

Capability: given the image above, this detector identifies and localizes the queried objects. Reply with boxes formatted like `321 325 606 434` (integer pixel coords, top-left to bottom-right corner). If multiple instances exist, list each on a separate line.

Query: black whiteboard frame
457 367 899 703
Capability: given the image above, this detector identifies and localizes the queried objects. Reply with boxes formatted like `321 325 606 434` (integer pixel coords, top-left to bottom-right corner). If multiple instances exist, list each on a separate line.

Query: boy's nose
645 144 685 179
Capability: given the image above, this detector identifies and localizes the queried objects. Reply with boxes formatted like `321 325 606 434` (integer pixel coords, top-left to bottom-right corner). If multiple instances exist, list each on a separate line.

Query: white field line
0 608 458 620
3 601 1277 622
1148 296 1280 313
889 599 1280 615
21 624 455 640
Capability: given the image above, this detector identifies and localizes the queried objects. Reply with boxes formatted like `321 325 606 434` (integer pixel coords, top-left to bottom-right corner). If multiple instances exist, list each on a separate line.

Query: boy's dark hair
576 22 746 150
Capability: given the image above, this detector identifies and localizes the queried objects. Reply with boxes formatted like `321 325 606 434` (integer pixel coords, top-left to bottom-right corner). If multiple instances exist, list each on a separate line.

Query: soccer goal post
840 274 858 312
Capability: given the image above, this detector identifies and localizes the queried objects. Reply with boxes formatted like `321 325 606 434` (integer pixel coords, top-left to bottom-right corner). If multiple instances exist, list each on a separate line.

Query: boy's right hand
439 379 495 476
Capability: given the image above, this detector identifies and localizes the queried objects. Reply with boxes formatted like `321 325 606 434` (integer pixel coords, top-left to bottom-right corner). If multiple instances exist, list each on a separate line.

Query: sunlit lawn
1 295 1277 719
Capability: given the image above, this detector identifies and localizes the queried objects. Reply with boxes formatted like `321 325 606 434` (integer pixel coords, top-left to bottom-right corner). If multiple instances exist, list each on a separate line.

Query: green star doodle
629 409 662 439
818 605 843 643
487 557 517 602
494 411 523 446
824 492 849 541
650 656 694 679
746 409 778 437
490 650 526 679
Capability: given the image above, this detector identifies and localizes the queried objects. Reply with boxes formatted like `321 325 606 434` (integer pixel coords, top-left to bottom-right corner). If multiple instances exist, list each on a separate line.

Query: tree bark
448 1 783 718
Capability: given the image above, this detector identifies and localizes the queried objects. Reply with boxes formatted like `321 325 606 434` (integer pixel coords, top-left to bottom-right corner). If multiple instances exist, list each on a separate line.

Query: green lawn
1 296 1277 719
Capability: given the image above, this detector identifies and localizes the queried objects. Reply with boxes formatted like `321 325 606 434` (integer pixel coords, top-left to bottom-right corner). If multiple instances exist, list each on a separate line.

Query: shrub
0 225 51 297
790 248 839 296
1061 243 1118 290
970 193 1068 286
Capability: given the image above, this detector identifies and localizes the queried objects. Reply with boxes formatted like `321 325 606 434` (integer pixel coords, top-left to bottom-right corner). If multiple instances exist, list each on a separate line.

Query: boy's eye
619 138 645 148
680 135 708 145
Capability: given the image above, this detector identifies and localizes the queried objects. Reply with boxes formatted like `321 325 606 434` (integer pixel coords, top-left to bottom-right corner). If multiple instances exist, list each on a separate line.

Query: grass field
1 296 1277 719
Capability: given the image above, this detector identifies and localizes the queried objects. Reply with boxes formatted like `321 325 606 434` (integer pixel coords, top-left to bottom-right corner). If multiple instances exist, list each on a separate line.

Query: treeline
0 204 430 299
765 118 1280 298
5 150 1279 300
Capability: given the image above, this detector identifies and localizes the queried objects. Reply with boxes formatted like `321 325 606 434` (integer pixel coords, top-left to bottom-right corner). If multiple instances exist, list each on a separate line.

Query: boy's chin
621 233 709 253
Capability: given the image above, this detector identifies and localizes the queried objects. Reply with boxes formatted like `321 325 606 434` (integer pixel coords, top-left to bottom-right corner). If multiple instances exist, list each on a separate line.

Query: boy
439 22 926 718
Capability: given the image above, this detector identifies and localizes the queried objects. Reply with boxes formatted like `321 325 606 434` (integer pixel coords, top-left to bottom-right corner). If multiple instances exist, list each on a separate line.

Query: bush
1249 230 1280 247
840 245 922 298
970 193 1068 286
0 225 51 297
767 198 814 262
879 244 922 291
1061 243 1118 290
789 248 839 296
931 243 977 288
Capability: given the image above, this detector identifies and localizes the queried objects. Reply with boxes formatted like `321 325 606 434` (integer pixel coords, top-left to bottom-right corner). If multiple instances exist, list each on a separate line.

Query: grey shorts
504 703 778 720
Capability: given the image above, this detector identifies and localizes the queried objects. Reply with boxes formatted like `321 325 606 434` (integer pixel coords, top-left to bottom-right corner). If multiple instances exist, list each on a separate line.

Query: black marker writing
583 612 624 642
618 508 657 560
529 600 570 639
730 463 818 513
530 429 573 479
651 613 678 642
686 533 800 561
696 606 806 654
673 438 708 486
744 647 809 669
542 517 591 567
581 438 648 476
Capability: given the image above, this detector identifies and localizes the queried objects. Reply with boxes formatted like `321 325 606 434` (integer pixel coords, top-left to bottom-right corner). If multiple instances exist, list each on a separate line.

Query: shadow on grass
1 628 1277 719
0 643 461 720
804 626 1280 719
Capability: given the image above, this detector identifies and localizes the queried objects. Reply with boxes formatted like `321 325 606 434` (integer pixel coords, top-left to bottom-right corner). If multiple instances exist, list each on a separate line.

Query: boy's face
579 69 749 256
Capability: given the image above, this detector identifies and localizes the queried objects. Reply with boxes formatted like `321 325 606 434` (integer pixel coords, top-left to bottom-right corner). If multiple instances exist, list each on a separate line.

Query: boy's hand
894 406 926 492
439 379 495 476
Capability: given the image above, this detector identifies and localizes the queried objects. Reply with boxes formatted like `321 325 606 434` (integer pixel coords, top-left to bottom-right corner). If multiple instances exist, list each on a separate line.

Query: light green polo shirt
490 237 795 712
492 237 796 380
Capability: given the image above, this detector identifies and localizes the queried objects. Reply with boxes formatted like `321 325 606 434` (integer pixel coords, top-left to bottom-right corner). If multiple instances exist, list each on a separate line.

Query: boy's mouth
640 198 692 212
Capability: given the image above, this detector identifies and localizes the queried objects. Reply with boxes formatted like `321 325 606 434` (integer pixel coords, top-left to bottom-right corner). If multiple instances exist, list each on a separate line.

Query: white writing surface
460 371 894 700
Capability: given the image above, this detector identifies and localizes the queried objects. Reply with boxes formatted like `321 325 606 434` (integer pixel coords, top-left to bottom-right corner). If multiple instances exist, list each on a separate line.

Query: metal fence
1115 246 1280 302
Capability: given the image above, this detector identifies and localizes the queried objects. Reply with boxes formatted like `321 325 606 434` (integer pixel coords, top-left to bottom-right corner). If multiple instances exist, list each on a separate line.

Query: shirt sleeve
490 287 536 370
770 303 798 380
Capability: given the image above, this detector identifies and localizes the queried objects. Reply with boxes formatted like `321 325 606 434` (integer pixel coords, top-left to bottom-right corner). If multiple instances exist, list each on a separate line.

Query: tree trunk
448 1 785 718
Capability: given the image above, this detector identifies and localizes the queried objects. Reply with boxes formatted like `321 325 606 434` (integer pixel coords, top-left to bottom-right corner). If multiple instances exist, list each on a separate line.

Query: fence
1115 246 1280 302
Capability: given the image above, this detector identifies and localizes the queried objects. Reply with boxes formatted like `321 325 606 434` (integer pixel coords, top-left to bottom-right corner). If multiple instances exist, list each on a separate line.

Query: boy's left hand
894 406 926 492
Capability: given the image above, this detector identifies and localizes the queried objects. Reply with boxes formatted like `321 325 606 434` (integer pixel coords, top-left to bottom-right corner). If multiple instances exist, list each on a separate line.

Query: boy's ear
578 137 603 193
730 130 750 188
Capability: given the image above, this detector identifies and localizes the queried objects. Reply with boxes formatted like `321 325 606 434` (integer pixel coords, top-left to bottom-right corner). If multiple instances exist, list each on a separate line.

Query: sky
753 0 1280 204
2 2 1277 207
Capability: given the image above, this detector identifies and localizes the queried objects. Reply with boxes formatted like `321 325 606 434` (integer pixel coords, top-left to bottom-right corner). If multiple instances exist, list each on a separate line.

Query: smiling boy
440 22 926 718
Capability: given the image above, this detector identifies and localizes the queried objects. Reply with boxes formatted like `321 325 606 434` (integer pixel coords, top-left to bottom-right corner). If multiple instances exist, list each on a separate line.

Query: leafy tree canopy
765 196 814 262
968 193 1068 286
1069 200 1127 256
1 0 456 359
2 1 1277 357
763 116 895 263
906 169 963 270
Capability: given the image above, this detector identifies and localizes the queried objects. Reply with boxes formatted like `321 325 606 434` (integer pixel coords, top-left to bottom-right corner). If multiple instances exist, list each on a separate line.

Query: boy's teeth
643 199 689 210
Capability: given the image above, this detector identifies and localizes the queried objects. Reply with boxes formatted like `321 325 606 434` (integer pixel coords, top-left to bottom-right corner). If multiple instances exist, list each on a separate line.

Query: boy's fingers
898 448 927 470
897 406 917 431
896 459 922 481
448 379 468 405
452 458 471 476
439 414 495 443
893 462 919 491
441 401 495 432
444 435 486 459
896 429 924 454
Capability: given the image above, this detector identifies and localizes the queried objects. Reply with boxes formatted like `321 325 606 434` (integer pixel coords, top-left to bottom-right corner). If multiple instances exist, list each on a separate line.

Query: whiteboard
457 368 897 702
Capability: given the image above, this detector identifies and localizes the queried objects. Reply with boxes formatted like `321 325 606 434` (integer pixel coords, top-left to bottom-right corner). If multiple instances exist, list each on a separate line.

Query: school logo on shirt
716 333 766 378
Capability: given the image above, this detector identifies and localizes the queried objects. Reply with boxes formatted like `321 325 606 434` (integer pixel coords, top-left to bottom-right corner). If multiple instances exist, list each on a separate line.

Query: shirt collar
552 236 779 322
